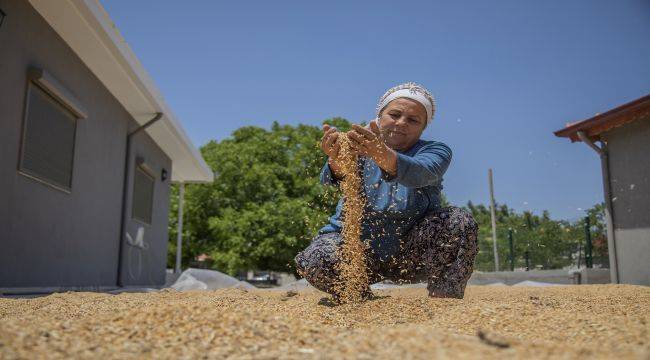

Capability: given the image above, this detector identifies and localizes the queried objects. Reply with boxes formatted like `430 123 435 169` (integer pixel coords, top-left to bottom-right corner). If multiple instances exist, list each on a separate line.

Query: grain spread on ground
332 132 370 303
0 285 648 359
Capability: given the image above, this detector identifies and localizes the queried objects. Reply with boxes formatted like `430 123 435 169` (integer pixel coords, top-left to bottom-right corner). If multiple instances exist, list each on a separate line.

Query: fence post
577 242 582 268
488 169 499 272
524 250 530 271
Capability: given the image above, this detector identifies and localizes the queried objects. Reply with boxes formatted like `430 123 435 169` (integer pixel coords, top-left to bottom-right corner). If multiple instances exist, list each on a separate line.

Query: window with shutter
19 83 78 191
132 165 155 224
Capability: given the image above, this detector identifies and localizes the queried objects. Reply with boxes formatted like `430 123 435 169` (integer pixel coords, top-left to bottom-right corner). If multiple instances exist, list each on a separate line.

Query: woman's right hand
321 124 340 159
321 124 344 179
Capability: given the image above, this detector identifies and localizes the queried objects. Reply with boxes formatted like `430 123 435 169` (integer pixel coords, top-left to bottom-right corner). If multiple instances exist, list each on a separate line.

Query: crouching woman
295 82 478 299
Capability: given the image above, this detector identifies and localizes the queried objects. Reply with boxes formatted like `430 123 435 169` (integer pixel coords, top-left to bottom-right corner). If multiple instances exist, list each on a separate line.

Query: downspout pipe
117 112 163 287
576 131 619 284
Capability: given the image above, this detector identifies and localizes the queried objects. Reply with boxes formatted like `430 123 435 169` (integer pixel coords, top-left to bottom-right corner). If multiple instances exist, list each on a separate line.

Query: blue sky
102 0 650 220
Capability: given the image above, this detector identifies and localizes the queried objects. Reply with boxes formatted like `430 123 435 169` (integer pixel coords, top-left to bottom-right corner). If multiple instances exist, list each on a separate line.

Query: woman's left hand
349 120 398 177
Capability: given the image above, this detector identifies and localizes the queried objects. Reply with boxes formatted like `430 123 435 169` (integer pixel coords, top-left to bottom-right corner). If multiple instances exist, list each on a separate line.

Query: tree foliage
467 201 608 271
168 119 351 275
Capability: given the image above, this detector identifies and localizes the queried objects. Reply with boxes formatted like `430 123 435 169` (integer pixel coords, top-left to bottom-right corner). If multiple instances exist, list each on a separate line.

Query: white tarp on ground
370 282 426 290
168 269 564 293
273 279 312 291
273 279 426 292
169 268 255 291
512 280 565 287
273 279 561 292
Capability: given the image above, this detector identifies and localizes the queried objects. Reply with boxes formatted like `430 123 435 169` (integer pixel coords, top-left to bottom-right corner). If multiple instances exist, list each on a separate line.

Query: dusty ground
0 285 648 359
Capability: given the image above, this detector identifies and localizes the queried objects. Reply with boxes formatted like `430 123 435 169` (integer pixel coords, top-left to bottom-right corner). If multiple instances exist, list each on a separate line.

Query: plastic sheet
169 268 255 291
512 280 565 287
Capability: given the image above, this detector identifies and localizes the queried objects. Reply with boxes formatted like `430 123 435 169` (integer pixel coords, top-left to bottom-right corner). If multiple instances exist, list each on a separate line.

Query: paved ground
0 285 648 359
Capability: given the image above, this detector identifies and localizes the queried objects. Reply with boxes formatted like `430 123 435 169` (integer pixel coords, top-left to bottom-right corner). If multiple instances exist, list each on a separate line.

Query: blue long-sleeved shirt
319 139 452 262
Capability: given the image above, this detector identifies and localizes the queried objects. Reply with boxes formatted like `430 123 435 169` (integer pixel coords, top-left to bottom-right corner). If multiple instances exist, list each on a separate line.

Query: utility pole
488 168 500 272
508 228 515 271
524 212 533 271
584 216 593 268
175 183 185 274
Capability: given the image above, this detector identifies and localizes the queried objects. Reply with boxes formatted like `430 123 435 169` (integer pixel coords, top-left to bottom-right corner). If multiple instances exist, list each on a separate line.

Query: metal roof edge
28 0 213 183
554 94 650 143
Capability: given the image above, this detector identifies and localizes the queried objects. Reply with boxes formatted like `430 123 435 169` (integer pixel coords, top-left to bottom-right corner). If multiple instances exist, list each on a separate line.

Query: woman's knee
404 206 477 253
440 206 478 237
294 233 342 286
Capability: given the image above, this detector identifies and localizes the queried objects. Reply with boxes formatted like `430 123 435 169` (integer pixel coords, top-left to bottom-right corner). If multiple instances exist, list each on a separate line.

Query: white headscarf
376 82 436 124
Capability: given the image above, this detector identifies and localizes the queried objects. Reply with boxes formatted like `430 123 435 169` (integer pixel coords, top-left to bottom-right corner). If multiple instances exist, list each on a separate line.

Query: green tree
168 119 350 275
578 203 608 266
466 202 607 271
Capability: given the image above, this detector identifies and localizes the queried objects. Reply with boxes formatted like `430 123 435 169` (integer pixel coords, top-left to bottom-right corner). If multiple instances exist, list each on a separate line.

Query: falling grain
333 133 370 303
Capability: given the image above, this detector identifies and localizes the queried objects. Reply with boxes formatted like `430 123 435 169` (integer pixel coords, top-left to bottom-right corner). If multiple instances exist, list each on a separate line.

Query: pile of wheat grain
1 285 648 359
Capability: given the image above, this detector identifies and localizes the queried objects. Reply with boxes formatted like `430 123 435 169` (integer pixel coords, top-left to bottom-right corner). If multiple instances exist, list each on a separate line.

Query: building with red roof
555 94 650 285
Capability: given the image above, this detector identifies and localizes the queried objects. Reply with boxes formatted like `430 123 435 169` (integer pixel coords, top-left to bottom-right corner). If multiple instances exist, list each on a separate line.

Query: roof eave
29 0 213 183
554 94 650 144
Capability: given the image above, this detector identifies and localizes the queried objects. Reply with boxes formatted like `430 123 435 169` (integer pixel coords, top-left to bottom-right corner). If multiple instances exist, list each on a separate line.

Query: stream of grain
332 133 370 303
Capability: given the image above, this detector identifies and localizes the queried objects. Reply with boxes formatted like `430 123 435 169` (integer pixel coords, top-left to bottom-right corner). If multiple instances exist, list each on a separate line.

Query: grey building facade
556 95 650 285
0 0 212 292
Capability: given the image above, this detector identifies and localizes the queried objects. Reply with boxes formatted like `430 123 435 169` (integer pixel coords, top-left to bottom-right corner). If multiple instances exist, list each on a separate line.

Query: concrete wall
603 116 650 285
0 0 171 290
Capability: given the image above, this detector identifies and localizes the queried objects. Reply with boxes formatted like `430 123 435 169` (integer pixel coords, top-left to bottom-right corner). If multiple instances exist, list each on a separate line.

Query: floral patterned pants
295 206 479 299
